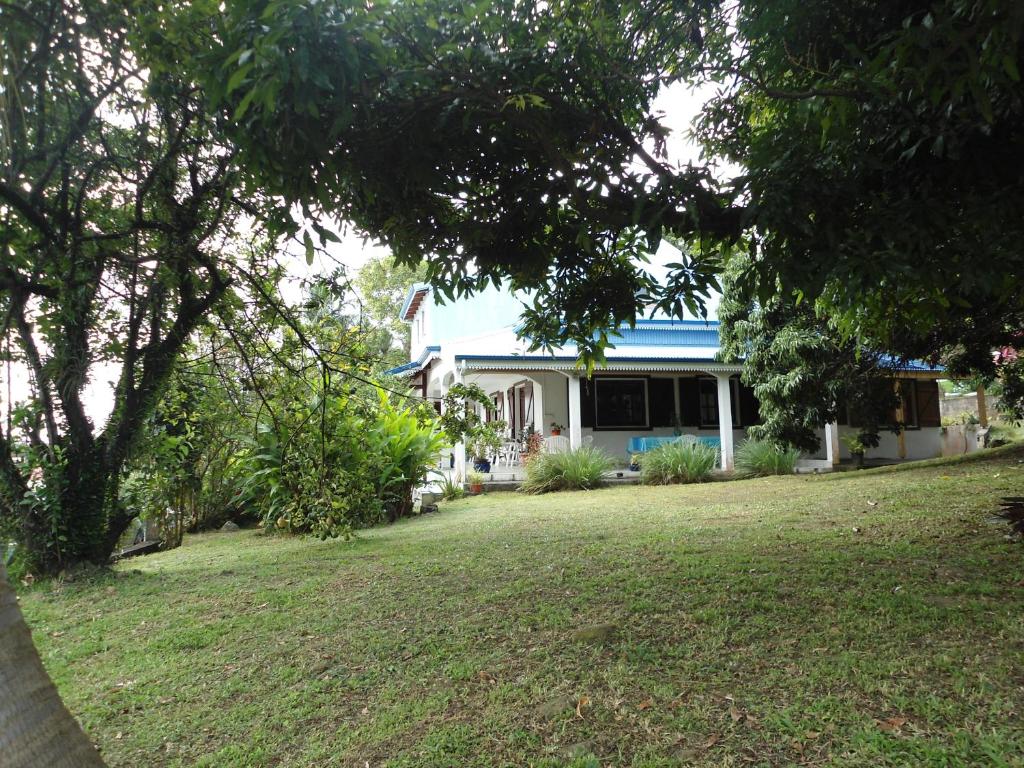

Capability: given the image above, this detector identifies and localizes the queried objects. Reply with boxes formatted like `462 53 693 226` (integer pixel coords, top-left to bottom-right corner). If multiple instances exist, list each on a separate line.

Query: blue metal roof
606 322 719 347
384 345 440 377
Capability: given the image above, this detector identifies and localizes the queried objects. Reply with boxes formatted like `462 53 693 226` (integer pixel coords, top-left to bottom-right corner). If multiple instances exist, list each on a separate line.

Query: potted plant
470 420 506 472
549 421 564 436
840 433 867 468
467 471 485 495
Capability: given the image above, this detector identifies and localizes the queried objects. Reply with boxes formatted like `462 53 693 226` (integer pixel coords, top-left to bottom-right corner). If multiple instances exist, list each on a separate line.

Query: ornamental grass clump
640 440 718 485
734 439 801 478
519 446 614 494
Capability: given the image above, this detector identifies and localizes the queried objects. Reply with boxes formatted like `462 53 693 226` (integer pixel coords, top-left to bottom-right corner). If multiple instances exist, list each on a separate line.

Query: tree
355 254 427 369
0 562 106 767
0 0 300 571
696 0 1024 367
196 0 736 363
197 0 1022 369
718 256 899 453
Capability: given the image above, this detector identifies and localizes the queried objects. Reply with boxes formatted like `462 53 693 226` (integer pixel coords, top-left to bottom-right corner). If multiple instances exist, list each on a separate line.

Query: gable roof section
399 283 430 322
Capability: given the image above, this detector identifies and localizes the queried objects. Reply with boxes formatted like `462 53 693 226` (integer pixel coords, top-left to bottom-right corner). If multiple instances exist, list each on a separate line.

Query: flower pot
469 483 483 494
473 458 491 472
549 429 561 436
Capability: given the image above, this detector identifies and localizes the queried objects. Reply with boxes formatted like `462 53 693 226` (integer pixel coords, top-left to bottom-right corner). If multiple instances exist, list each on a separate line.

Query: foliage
466 471 486 487
696 0 1024 367
639 441 718 485
468 421 506 462
519 446 614 494
434 473 465 502
355 255 428 368
734 440 800 479
0 0 296 571
438 384 494 444
365 392 447 521
521 431 544 466
719 254 899 453
195 0 736 364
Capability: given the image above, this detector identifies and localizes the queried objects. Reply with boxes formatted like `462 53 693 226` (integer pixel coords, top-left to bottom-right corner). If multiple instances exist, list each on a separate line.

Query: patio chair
543 435 570 453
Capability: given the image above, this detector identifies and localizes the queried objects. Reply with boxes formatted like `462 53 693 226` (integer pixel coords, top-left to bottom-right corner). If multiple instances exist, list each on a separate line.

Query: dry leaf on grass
876 716 909 733
576 695 591 719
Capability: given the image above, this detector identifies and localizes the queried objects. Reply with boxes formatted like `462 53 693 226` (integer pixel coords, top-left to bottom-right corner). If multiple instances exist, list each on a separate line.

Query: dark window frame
591 376 651 431
697 377 743 429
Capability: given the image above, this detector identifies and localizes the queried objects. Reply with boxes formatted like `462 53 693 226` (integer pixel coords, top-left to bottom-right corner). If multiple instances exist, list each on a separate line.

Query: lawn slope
20 447 1024 767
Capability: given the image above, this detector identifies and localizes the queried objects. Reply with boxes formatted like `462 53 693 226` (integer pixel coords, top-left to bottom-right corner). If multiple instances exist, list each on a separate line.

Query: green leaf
227 63 254 95
303 231 315 265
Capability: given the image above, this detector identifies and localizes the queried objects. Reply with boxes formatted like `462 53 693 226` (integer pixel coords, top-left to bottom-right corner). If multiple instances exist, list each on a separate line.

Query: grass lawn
19 446 1024 767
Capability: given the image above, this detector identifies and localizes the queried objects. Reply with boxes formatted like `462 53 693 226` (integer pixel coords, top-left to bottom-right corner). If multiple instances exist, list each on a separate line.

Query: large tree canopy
198 0 1023 364
699 0 1024 366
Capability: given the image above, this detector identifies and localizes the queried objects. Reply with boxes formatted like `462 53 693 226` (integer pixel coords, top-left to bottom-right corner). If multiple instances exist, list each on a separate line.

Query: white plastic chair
544 435 570 453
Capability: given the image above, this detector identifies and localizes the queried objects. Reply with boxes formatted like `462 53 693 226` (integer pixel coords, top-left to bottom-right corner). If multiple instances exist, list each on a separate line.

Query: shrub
519 446 614 494
734 439 801 478
640 440 718 485
434 472 465 501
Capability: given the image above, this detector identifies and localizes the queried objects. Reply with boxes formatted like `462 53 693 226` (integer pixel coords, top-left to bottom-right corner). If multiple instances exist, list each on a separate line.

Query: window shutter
679 378 701 426
915 380 941 427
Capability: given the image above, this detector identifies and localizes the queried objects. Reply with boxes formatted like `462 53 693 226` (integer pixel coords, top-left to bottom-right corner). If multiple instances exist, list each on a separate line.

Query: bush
640 440 718 485
434 472 465 501
734 439 800 478
519 446 614 494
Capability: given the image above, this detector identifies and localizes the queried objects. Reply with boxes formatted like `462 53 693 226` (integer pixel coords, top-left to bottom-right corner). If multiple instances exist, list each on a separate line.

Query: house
387 283 945 476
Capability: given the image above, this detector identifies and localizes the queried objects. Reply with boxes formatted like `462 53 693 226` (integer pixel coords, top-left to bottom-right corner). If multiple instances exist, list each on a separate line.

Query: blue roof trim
456 354 724 364
456 352 943 372
878 354 944 372
384 345 441 377
398 283 430 322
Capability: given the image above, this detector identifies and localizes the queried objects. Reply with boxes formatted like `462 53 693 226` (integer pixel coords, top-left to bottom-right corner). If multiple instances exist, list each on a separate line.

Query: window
698 379 719 427
594 378 648 428
698 378 741 428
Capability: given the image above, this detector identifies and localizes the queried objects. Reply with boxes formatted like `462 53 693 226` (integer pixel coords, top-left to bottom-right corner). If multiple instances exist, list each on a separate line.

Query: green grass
19 446 1024 767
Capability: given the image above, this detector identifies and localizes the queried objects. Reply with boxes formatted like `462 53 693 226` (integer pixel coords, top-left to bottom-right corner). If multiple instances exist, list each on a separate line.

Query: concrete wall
940 391 1001 421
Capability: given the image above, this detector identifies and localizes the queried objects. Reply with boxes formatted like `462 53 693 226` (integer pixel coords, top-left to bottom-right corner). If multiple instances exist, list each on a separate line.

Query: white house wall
805 425 943 462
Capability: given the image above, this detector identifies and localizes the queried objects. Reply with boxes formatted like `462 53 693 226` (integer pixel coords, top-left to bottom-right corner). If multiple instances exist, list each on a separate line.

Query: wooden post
894 380 907 459
977 384 989 427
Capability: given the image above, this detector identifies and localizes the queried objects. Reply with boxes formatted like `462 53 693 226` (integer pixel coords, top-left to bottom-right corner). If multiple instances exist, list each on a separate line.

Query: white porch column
532 380 544 437
825 422 840 466
568 374 582 450
453 367 467 480
716 374 734 471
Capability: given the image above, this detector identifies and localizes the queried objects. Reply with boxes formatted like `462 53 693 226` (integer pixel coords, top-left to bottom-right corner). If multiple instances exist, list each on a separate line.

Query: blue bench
627 436 721 455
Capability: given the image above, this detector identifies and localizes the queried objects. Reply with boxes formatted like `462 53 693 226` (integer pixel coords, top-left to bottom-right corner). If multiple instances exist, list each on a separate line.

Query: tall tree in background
355 255 427 369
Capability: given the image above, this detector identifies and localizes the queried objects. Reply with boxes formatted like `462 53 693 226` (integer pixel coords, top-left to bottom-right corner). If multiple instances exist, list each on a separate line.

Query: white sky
3 82 721 427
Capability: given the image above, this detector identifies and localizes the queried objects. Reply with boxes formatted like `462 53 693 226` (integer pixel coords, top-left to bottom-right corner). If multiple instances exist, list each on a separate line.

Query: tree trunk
0 564 107 767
